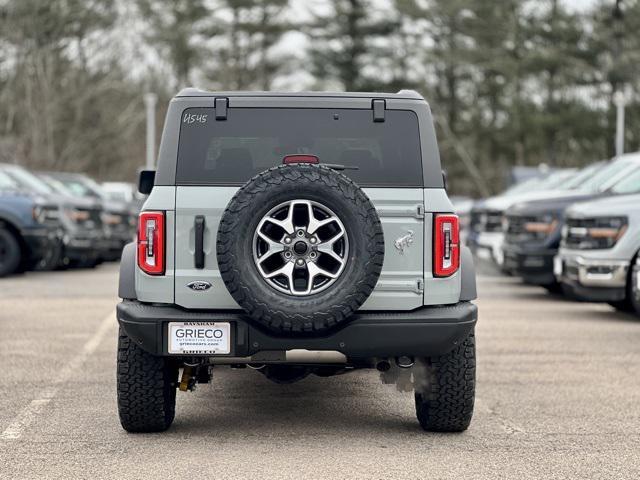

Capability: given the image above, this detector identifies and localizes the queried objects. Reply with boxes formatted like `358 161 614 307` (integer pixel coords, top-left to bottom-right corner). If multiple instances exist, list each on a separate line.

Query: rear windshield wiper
322 164 359 171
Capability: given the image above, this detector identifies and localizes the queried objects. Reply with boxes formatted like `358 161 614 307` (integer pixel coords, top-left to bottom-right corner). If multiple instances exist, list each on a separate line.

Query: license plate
553 256 563 277
168 322 231 355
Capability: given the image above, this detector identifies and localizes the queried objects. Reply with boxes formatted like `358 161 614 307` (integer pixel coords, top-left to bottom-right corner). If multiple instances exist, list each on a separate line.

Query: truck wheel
0 228 21 277
630 261 640 317
607 299 633 313
414 332 475 432
608 258 638 313
117 328 178 432
35 240 62 271
217 164 384 335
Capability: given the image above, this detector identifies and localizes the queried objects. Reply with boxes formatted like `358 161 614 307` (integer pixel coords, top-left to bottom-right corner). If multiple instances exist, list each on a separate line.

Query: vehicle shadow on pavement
167 369 425 437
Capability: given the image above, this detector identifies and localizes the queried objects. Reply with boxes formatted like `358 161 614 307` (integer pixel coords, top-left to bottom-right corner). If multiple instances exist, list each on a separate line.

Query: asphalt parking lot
1 264 639 479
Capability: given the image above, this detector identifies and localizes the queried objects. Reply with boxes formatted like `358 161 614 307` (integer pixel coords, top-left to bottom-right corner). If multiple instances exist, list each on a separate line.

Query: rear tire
117 328 178 432
217 164 384 335
543 282 563 295
0 228 22 277
414 332 475 432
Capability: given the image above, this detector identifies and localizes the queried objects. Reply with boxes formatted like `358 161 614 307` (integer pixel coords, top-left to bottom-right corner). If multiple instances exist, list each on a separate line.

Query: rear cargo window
176 107 423 187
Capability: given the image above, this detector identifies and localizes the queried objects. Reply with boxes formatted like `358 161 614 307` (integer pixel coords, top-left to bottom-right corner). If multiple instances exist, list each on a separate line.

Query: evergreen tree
307 0 399 91
136 0 210 88
206 0 291 91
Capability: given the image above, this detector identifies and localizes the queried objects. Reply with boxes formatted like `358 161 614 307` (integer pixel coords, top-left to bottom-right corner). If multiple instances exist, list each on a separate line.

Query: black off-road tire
414 331 476 432
35 239 63 271
629 258 640 317
0 227 22 277
608 255 639 314
117 328 178 433
607 299 634 313
543 282 563 295
217 164 384 335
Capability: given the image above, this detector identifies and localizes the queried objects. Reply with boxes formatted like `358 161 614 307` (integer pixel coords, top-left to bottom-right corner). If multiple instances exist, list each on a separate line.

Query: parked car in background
1 164 110 268
502 161 640 291
0 170 62 277
35 172 109 267
468 167 582 266
555 192 640 316
45 172 136 261
450 195 474 245
101 181 144 212
472 156 640 269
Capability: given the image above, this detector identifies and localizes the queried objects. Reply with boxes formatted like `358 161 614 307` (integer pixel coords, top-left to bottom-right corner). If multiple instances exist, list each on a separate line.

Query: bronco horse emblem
394 230 414 255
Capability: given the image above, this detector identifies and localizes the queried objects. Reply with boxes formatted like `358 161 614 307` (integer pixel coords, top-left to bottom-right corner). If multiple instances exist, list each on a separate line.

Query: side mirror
138 170 156 195
442 169 448 191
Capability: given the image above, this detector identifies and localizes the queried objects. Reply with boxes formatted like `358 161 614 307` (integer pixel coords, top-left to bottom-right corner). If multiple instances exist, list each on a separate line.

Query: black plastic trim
116 301 477 359
372 99 385 122
118 242 137 300
215 97 228 120
459 246 477 301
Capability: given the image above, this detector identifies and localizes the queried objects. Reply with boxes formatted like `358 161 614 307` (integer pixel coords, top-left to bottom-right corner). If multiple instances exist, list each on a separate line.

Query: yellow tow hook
179 366 196 392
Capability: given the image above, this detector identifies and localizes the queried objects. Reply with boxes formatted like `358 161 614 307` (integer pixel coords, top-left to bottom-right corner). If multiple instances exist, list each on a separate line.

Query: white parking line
0 310 115 441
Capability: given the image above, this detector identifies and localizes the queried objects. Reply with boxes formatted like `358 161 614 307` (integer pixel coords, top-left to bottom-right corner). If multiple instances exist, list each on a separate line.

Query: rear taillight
283 154 319 164
433 214 460 277
137 211 165 275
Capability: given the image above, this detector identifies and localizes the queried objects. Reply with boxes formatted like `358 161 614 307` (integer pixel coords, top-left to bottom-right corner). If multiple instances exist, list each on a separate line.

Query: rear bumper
116 301 477 360
502 244 556 285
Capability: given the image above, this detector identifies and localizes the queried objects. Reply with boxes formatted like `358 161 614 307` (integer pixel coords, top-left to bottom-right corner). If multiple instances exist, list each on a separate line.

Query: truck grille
505 214 547 245
77 208 103 230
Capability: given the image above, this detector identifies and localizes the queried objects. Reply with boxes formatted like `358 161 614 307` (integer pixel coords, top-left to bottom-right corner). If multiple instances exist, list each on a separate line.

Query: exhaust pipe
395 356 415 369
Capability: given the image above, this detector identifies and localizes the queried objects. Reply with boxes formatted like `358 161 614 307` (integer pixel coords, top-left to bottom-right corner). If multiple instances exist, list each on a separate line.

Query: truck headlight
65 208 91 223
563 216 627 249
523 214 558 237
102 212 123 225
33 205 60 224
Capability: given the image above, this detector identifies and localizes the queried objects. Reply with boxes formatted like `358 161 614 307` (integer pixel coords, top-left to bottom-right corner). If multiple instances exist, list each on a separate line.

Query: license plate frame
168 322 232 355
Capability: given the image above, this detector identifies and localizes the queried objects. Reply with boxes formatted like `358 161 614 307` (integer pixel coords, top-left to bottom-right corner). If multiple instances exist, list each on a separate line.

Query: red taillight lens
433 214 460 277
137 211 165 275
283 154 319 164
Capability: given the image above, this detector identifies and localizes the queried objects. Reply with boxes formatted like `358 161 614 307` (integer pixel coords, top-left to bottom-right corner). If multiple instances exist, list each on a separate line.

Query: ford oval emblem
187 280 212 291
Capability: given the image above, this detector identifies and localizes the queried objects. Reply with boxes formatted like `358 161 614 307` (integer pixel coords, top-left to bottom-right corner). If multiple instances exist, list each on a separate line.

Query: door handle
194 216 205 269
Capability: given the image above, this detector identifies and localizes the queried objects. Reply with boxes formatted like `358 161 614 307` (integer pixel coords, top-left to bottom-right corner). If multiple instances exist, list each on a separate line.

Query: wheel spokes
256 231 285 263
253 199 348 296
304 201 336 234
263 203 295 234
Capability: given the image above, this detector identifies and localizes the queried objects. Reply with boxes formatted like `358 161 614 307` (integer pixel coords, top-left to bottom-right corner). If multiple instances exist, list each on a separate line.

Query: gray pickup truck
116 89 478 433
556 192 640 316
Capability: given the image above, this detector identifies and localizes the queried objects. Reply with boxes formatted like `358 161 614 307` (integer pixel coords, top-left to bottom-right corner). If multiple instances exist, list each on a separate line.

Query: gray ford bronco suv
116 89 478 433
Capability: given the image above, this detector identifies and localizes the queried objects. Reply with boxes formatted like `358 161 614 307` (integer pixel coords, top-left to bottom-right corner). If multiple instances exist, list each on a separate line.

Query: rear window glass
176 108 423 187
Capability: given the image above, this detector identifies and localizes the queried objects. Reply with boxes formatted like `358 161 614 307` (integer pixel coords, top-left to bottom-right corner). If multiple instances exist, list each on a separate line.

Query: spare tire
217 164 384 335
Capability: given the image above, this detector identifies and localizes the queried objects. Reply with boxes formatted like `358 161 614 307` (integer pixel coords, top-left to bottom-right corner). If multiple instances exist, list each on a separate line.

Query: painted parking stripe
0 311 115 441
